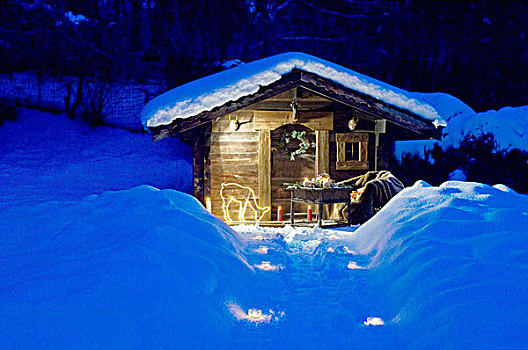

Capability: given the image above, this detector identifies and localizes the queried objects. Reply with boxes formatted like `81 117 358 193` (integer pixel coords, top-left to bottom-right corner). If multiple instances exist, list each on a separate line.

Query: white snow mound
349 180 528 348
0 186 254 348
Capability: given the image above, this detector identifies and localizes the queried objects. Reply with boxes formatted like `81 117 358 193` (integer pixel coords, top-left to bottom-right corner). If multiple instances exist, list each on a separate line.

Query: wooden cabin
142 53 443 224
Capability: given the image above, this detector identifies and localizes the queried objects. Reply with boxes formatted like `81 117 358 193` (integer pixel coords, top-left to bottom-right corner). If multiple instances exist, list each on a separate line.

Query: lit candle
307 205 313 222
205 197 212 212
277 206 283 222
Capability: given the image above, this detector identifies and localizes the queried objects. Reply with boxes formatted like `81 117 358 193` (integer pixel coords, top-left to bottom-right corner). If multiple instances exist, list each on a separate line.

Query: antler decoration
229 115 240 131
290 100 300 123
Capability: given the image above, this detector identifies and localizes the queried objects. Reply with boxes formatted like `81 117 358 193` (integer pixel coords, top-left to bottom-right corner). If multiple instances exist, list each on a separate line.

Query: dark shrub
392 133 528 194
0 100 20 127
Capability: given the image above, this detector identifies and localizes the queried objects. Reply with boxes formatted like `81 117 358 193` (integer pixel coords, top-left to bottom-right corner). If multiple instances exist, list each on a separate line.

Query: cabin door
270 124 316 221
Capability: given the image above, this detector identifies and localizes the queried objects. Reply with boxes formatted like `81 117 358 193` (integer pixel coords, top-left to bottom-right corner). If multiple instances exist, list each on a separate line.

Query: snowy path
227 225 393 347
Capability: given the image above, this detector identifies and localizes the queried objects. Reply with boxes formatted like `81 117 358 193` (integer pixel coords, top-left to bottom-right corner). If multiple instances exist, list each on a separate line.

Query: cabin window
344 142 360 161
336 133 369 170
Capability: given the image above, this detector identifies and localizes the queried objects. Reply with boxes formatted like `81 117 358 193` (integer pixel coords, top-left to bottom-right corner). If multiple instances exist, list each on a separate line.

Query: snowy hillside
0 109 193 204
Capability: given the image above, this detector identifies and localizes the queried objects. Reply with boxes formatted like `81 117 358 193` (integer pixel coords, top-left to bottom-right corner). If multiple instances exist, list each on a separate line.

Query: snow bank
0 186 255 348
443 105 528 150
1 179 526 348
141 52 446 128
394 105 528 161
350 181 528 348
0 109 192 204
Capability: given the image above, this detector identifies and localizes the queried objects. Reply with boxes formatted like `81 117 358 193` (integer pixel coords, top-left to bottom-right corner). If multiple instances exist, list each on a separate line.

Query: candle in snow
277 206 283 221
205 197 212 212
307 205 313 222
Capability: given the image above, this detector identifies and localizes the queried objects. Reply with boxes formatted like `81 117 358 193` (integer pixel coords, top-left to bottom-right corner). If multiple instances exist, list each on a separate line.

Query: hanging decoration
228 115 241 131
289 99 300 123
220 183 270 223
348 118 358 131
278 129 312 161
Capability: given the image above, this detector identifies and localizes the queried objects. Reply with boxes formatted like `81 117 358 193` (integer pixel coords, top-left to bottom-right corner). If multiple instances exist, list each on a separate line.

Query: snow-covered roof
141 52 448 129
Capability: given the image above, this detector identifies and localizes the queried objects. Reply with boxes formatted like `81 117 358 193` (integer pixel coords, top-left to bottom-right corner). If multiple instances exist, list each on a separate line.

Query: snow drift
1 181 526 348
350 180 528 348
0 186 255 348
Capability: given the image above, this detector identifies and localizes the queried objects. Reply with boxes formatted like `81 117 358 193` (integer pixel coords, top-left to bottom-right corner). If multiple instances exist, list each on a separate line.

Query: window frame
335 132 369 170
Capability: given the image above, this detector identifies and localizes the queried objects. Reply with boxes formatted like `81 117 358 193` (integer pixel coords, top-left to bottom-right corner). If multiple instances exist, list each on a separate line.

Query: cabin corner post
258 129 272 221
192 126 209 204
316 130 330 175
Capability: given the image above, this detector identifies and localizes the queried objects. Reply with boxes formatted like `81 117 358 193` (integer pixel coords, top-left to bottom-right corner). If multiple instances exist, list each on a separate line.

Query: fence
0 72 167 130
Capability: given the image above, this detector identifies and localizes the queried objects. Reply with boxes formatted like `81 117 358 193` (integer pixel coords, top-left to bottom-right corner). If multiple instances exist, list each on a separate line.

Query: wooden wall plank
316 130 329 175
208 122 259 219
254 111 333 131
258 129 272 221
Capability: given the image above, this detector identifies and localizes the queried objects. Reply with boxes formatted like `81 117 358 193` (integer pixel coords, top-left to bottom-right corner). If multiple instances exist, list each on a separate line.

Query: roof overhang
149 69 442 141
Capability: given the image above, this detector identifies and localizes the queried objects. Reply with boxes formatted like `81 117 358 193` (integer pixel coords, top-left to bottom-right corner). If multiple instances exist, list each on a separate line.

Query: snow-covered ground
0 109 192 205
1 110 527 348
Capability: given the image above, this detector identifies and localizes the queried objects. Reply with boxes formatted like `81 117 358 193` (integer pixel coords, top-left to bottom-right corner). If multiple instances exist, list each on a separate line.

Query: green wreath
279 129 311 161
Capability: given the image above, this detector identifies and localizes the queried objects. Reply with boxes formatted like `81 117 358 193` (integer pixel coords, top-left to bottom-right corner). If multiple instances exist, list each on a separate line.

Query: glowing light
303 177 312 187
247 309 272 322
220 183 270 223
364 317 384 326
348 118 358 131
205 197 212 212
255 261 280 271
254 235 264 241
228 303 273 323
347 261 364 270
327 247 334 253
253 246 269 254
343 246 356 254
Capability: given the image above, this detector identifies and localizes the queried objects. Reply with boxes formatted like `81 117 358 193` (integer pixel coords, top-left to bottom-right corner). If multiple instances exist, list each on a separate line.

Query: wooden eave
297 71 441 140
149 70 304 141
149 68 442 141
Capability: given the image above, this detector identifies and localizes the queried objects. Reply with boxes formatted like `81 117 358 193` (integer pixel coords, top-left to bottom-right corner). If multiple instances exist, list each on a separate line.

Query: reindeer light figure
220 183 270 223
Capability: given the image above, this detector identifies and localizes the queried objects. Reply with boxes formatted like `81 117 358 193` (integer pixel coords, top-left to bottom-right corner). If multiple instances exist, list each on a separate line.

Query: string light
220 183 270 223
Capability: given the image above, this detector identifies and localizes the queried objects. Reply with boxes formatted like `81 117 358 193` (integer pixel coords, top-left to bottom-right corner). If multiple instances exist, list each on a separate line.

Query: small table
288 187 353 227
